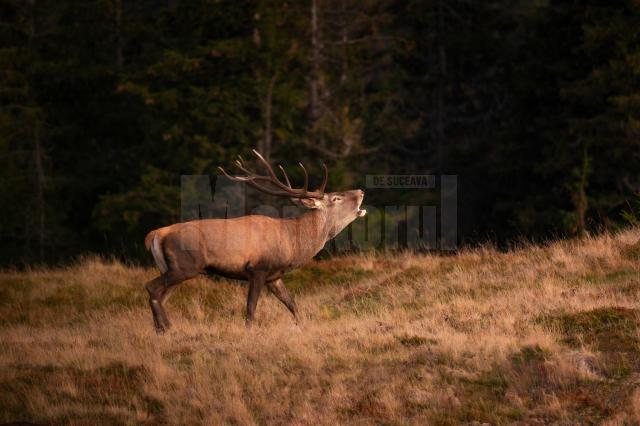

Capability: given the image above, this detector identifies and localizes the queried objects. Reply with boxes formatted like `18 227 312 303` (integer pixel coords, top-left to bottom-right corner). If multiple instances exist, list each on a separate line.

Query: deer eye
331 196 342 203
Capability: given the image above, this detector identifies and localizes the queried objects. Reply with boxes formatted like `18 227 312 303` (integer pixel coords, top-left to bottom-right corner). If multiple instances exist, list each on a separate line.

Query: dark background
1 0 639 265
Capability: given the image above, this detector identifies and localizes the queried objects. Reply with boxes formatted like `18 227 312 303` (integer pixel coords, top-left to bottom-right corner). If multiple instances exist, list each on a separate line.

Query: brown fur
144 230 155 250
144 189 366 332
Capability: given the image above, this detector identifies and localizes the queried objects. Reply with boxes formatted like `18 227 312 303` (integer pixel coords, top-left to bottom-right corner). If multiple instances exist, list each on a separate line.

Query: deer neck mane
290 208 332 256
296 208 330 238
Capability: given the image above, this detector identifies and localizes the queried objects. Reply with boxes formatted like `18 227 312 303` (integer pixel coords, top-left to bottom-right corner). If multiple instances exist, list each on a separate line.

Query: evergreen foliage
1 0 639 264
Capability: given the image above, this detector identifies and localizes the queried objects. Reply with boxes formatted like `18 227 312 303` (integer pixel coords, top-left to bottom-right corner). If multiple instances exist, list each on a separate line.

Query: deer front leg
246 271 267 327
266 278 300 324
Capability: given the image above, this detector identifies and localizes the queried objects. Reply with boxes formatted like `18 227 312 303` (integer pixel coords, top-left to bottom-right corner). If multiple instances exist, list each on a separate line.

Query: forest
1 0 639 265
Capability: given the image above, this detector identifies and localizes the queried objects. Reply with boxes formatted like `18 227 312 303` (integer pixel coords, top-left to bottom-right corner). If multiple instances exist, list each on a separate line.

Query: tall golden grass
1 229 640 424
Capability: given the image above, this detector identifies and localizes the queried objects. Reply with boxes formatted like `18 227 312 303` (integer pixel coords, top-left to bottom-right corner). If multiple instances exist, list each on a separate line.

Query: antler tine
218 166 246 181
278 165 292 188
252 149 280 180
234 157 282 185
221 164 265 184
221 165 304 197
245 181 300 197
234 159 256 177
317 162 328 193
251 149 298 192
218 150 328 199
298 162 309 192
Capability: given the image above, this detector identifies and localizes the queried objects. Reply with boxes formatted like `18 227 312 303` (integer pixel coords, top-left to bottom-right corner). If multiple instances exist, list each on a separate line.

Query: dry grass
1 230 640 425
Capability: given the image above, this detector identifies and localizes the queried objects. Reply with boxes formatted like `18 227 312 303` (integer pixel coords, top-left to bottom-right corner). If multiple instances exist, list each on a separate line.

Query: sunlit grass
1 230 639 424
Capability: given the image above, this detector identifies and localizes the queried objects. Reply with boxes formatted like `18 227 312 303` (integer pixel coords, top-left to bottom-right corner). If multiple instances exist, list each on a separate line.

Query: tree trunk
573 147 590 235
28 0 46 261
33 124 46 261
260 75 276 161
435 0 446 173
310 0 321 122
340 0 348 84
114 0 123 70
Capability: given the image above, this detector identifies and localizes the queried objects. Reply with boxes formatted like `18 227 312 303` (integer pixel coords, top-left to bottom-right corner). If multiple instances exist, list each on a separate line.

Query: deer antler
218 150 328 199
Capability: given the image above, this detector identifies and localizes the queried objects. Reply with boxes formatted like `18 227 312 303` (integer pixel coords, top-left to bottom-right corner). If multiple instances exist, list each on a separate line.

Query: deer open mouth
356 194 366 217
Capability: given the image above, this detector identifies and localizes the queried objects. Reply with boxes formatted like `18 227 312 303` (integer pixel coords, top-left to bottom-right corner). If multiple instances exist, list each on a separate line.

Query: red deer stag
144 150 366 333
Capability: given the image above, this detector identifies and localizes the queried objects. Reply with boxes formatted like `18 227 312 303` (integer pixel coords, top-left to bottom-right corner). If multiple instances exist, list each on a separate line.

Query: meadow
1 230 639 425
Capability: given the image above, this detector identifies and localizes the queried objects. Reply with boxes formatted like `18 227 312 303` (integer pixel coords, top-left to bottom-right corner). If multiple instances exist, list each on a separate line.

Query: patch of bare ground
1 229 640 424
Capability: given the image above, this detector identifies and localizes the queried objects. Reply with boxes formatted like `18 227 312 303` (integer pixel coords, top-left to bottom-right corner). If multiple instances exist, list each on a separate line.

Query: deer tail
144 230 155 250
145 230 168 274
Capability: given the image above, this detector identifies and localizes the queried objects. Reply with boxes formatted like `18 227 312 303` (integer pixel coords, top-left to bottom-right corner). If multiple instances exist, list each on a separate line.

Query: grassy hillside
1 230 640 425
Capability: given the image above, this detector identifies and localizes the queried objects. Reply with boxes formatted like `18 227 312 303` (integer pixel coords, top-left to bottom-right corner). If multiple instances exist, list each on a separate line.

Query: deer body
143 150 365 333
146 209 338 281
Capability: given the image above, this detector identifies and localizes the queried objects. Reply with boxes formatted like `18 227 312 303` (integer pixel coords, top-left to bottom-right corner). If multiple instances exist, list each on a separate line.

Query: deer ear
291 198 322 209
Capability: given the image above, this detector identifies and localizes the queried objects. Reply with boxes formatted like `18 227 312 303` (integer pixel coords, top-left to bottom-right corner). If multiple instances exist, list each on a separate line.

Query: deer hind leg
246 271 267 327
145 271 188 333
145 276 165 332
266 278 300 324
